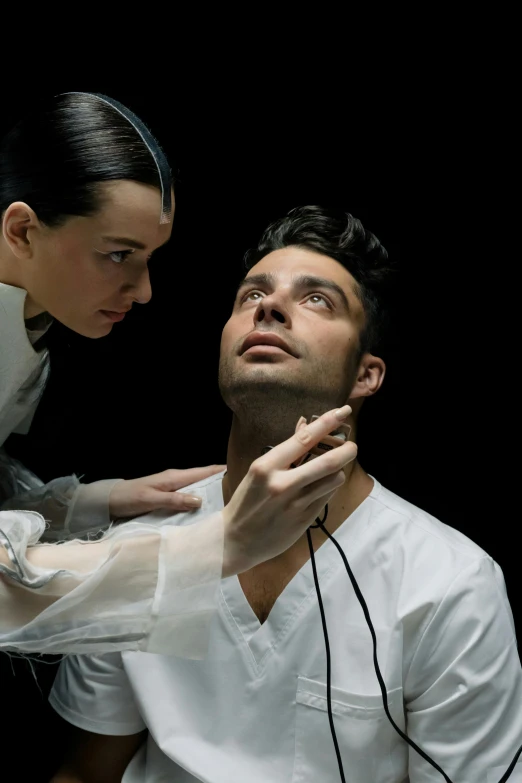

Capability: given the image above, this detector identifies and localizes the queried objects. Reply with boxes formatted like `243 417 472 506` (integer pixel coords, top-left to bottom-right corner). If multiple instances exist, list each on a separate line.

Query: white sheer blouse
0 282 223 656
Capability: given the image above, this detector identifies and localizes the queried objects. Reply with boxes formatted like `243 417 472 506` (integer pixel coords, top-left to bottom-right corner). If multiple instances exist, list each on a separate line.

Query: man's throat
222 421 297 502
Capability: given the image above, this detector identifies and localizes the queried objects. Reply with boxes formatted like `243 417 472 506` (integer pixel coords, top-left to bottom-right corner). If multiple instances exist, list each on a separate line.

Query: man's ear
349 353 386 402
2 202 41 259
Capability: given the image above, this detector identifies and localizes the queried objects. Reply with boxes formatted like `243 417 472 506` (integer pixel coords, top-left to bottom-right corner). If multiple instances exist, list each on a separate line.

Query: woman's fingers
152 465 226 491
147 490 203 512
257 406 352 473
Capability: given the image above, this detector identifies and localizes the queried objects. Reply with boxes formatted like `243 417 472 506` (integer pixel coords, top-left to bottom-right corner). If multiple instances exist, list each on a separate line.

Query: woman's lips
100 310 127 323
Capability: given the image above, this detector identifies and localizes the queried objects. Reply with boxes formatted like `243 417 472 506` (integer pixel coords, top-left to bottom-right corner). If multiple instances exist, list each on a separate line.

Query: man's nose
254 294 290 326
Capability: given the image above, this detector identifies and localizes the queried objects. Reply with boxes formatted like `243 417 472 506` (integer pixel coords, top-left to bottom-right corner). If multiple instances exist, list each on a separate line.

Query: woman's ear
349 353 386 401
2 202 40 259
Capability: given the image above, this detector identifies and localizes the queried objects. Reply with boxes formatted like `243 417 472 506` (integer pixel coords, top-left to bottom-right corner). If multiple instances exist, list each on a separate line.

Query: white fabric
0 454 121 540
50 472 522 782
64 479 122 538
0 281 225 655
0 281 119 536
0 507 223 655
0 283 49 446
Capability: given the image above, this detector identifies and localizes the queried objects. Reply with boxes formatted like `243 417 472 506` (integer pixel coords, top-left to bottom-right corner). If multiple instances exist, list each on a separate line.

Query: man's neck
222 414 374 561
223 416 283 500
221 413 373 623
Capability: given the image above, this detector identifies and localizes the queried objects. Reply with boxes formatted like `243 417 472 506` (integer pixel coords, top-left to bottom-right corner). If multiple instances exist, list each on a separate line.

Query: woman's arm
0 508 224 656
1 408 356 657
1 447 224 541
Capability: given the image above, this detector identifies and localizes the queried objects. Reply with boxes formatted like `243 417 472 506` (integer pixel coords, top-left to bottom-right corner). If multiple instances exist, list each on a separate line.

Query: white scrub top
50 472 522 782
0 282 224 655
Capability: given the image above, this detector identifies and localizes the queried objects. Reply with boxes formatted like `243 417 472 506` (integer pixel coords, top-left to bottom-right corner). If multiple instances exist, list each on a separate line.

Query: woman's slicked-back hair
0 92 172 227
244 205 394 356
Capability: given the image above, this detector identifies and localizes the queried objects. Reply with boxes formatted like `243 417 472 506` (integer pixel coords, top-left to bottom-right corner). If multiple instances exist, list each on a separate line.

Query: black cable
310 505 522 783
314 514 453 782
306 506 346 783
498 746 522 783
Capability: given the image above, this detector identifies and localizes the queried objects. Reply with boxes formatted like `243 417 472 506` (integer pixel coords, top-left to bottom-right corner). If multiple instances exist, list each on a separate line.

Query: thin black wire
306 507 346 783
498 745 522 783
312 508 522 783
315 516 453 781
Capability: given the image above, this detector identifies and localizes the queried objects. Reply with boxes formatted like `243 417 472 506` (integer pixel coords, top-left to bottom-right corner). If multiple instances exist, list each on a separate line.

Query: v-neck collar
214 476 381 670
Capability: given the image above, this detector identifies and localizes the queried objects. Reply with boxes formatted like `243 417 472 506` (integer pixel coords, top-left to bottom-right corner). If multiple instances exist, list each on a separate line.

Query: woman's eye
108 250 133 264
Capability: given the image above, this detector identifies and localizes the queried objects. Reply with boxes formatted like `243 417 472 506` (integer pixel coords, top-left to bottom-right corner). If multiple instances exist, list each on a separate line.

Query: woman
0 93 357 656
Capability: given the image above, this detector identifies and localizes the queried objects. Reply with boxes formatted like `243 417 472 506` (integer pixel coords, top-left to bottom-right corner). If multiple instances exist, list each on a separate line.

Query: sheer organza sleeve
0 448 122 540
0 508 223 657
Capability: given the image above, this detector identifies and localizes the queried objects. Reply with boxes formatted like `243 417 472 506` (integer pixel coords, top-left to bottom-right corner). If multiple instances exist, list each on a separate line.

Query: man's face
219 247 367 425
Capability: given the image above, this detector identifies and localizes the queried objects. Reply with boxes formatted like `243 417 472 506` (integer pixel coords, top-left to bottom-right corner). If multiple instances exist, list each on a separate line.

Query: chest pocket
292 676 406 783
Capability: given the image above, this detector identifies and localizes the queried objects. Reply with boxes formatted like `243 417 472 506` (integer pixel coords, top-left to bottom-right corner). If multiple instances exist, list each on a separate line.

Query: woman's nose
132 268 152 304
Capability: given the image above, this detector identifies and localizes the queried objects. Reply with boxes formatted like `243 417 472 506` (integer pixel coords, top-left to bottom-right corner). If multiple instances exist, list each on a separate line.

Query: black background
1 80 519 780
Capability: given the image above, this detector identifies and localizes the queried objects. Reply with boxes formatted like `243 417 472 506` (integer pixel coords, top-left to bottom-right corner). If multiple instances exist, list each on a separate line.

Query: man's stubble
218 352 358 447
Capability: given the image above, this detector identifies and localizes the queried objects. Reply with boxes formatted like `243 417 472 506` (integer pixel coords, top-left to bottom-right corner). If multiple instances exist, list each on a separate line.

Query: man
49 206 522 782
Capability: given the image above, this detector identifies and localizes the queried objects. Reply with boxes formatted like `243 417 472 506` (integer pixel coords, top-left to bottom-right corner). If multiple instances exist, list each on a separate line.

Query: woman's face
22 180 173 337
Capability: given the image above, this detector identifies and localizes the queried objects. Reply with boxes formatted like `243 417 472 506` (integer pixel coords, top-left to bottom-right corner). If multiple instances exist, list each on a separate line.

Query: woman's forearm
0 509 224 656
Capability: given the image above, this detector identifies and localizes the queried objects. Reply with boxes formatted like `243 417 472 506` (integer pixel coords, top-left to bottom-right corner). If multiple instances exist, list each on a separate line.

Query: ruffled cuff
0 461 123 542
65 479 123 538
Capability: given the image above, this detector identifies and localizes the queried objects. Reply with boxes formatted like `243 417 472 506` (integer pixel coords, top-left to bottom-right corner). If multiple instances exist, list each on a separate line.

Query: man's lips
240 331 297 357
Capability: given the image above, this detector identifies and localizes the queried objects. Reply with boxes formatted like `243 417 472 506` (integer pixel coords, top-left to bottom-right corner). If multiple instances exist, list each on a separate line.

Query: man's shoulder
368 479 491 567
132 470 226 529
362 482 510 627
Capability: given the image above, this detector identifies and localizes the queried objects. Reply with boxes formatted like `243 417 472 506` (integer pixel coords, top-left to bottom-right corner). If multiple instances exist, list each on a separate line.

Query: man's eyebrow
236 272 277 293
101 236 171 250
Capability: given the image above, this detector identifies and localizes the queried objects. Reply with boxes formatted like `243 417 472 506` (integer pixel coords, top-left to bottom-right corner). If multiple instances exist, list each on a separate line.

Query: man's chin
220 372 310 406
231 365 296 385
218 359 318 413
241 354 295 366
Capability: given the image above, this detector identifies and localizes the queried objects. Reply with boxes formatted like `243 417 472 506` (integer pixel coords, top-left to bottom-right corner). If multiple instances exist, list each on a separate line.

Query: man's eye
307 293 331 308
242 290 264 303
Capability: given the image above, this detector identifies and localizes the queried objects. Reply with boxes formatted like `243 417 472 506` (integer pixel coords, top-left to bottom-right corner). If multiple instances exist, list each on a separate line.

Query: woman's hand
222 405 357 576
109 465 225 518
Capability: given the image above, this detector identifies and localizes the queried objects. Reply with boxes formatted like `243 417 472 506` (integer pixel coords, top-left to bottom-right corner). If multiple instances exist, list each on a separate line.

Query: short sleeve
405 556 522 781
49 653 146 736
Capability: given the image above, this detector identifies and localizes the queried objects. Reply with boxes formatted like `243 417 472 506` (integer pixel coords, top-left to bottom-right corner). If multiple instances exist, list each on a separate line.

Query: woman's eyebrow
101 236 171 250
101 236 146 250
